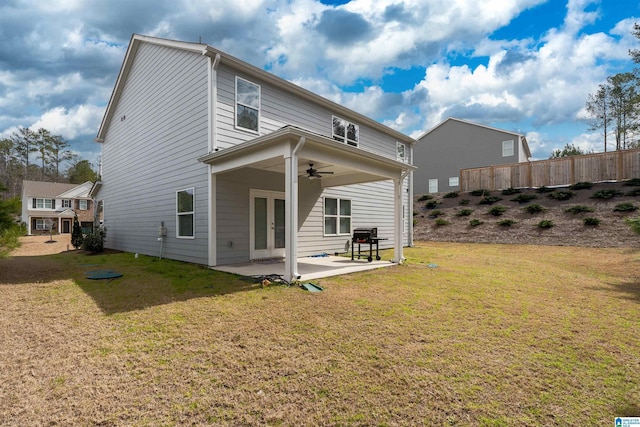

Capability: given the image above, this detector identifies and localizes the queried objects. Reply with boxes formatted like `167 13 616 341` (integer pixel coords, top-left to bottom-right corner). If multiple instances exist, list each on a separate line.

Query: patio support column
284 137 305 282
393 174 404 264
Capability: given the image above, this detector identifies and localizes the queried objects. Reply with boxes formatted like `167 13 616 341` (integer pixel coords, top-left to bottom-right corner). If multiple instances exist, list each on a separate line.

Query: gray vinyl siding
414 119 522 195
297 180 410 256
215 169 284 265
100 42 210 264
215 64 399 159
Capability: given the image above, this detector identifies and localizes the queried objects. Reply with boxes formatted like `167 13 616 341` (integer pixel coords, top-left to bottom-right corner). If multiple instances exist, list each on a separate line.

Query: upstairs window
397 142 407 162
236 77 260 133
332 116 359 147
78 200 88 210
502 140 514 157
33 198 54 209
62 199 71 208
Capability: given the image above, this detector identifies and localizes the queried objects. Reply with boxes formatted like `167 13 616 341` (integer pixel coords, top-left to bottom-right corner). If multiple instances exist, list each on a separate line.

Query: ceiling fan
305 163 334 179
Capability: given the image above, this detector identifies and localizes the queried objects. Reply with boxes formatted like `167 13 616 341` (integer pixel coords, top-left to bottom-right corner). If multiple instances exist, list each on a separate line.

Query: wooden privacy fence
460 149 640 192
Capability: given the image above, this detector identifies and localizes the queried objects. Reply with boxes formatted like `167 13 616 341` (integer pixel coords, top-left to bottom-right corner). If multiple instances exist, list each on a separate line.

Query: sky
0 0 639 165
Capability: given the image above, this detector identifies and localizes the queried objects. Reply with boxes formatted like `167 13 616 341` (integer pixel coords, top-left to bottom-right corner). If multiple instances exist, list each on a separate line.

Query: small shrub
523 204 546 214
623 178 640 186
434 218 450 226
501 187 521 195
584 217 601 227
443 191 459 198
418 194 433 201
487 205 507 216
537 219 554 229
511 194 538 204
570 181 593 190
469 219 483 227
614 202 638 212
478 196 503 205
536 186 554 193
459 199 470 206
424 200 440 209
497 219 516 227
82 228 106 254
429 209 445 218
470 189 491 197
590 189 622 200
625 188 640 197
565 205 595 214
455 208 474 217
548 190 576 201
625 216 640 233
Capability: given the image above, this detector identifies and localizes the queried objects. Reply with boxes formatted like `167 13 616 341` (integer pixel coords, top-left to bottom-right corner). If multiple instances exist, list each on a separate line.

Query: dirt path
9 235 74 257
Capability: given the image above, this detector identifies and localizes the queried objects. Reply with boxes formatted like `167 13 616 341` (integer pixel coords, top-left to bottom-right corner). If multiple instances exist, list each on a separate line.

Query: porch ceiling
197 126 415 187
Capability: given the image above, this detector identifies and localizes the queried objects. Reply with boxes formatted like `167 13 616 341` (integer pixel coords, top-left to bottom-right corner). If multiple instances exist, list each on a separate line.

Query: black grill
351 227 384 262
352 227 377 243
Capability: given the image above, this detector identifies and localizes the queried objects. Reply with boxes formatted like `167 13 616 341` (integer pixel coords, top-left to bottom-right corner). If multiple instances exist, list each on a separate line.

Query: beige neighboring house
21 180 95 235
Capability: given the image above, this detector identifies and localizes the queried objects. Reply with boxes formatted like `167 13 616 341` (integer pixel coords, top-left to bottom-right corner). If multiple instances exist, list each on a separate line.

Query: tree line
582 23 640 154
0 127 99 199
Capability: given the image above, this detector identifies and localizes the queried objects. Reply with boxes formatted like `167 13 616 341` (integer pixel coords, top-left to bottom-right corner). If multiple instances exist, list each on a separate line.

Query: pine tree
71 215 83 249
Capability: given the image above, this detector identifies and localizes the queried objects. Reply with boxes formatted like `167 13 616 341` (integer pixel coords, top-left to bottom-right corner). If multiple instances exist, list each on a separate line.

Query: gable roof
22 180 80 198
95 34 414 145
418 117 532 158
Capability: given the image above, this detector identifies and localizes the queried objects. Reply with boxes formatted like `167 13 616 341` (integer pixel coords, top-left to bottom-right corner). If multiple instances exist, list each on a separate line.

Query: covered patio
213 254 396 281
198 125 415 282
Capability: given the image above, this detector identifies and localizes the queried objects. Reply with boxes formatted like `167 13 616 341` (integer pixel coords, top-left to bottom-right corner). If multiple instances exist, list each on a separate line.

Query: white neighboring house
93 34 416 282
21 180 94 235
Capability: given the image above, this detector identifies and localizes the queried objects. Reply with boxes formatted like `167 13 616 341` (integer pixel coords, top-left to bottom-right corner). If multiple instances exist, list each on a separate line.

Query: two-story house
93 34 416 282
21 180 94 235
414 117 531 194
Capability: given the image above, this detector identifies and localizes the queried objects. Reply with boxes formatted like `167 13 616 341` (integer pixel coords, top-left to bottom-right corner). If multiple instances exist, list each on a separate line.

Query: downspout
206 52 221 268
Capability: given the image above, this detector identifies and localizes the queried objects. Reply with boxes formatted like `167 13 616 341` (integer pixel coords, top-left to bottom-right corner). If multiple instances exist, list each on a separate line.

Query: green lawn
1 242 639 426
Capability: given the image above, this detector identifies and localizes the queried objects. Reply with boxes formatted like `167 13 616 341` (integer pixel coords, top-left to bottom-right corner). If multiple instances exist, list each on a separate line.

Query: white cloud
30 105 104 140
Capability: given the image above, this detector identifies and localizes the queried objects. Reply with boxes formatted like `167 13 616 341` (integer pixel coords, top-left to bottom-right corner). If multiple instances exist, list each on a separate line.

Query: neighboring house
414 117 531 194
21 180 94 235
93 34 416 282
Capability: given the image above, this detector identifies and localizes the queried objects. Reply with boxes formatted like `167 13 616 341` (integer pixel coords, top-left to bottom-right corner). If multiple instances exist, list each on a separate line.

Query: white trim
449 176 460 187
235 76 260 134
176 187 195 239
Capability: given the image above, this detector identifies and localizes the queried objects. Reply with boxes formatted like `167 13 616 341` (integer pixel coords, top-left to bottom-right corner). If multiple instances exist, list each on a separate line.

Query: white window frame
35 198 53 209
78 200 88 210
396 142 407 162
35 219 47 230
235 76 260 133
428 179 438 193
176 187 195 239
502 140 514 157
449 177 459 187
323 197 352 236
332 116 359 147
62 199 71 208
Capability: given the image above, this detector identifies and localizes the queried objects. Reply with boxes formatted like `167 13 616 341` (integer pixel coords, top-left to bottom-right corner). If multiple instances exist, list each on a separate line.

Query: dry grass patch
0 243 639 425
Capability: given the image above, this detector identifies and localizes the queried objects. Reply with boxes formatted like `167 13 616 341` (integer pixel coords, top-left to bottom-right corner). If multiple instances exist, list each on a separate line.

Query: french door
250 190 286 260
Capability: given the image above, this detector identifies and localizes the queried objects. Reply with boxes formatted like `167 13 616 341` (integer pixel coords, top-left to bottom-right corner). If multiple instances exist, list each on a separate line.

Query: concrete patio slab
212 255 397 281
